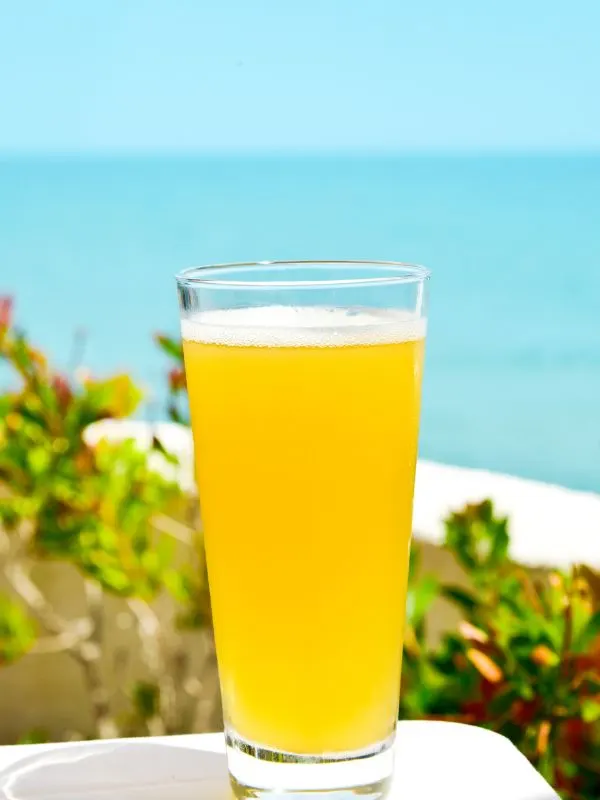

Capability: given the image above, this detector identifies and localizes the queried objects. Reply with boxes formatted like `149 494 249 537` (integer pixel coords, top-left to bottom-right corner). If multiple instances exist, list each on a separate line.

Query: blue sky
1 0 598 152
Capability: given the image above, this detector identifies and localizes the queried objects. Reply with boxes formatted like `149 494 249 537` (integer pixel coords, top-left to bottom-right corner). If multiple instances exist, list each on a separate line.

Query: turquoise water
1 154 599 491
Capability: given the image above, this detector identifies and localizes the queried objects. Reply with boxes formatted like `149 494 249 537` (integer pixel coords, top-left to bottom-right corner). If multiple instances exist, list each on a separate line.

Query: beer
182 306 425 756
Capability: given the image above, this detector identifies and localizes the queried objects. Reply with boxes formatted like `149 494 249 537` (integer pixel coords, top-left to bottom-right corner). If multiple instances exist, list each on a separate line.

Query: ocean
1 154 599 492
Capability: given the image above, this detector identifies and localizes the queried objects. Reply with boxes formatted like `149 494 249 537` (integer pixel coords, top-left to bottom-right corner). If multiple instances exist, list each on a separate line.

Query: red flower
0 296 13 328
52 374 73 410
169 367 186 391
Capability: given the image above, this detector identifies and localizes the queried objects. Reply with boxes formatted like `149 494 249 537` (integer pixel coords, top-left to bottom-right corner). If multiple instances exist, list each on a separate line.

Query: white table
0 722 558 799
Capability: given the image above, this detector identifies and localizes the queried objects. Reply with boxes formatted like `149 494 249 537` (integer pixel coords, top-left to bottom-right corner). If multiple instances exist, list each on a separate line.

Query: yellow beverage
182 306 425 756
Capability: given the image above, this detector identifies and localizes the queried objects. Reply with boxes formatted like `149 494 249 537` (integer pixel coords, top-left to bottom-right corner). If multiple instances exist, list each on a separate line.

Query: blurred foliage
0 298 181 597
403 501 600 800
16 729 49 745
0 298 213 740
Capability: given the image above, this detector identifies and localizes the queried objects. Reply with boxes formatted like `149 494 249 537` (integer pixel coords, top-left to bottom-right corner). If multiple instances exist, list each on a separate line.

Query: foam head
181 306 426 347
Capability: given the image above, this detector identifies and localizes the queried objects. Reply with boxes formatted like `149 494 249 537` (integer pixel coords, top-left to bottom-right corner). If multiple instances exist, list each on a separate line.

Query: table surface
0 722 558 800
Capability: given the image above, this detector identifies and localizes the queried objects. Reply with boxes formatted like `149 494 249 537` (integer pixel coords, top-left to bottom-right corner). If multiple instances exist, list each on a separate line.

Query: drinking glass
176 261 429 799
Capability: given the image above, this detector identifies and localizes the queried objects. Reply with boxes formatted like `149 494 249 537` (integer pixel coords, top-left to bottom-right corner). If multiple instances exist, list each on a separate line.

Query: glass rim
175 260 430 288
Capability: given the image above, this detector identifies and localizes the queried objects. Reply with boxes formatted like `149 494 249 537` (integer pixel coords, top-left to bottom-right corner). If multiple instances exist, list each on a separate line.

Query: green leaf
581 698 600 723
406 575 439 627
151 435 179 466
141 550 160 577
0 597 36 665
85 375 143 418
94 566 131 595
445 501 510 575
489 517 510 566
96 525 118 552
131 681 160 720
16 729 49 745
167 403 188 426
408 544 421 581
155 535 176 571
164 570 189 603
572 610 600 654
558 759 578 780
441 585 478 614
489 686 520 716
155 334 183 363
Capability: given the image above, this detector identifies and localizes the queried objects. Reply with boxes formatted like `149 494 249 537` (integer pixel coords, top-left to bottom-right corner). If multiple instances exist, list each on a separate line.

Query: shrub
0 299 214 740
403 501 600 799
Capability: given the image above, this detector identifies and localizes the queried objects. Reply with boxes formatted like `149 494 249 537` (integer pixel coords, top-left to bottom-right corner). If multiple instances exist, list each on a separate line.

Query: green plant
402 501 600 800
0 298 214 740
155 333 188 425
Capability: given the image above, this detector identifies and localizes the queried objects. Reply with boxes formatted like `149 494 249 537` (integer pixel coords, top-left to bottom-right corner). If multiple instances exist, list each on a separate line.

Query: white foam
181 306 426 347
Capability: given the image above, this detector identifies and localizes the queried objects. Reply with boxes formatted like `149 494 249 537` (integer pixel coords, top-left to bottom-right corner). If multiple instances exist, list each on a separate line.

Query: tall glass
176 261 429 799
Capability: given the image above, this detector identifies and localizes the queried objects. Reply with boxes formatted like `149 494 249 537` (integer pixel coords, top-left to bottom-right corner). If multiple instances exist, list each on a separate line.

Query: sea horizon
2 147 600 160
1 152 599 492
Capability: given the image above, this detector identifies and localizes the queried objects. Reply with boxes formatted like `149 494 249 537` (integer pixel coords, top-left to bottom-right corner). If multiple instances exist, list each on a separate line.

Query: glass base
226 730 394 799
